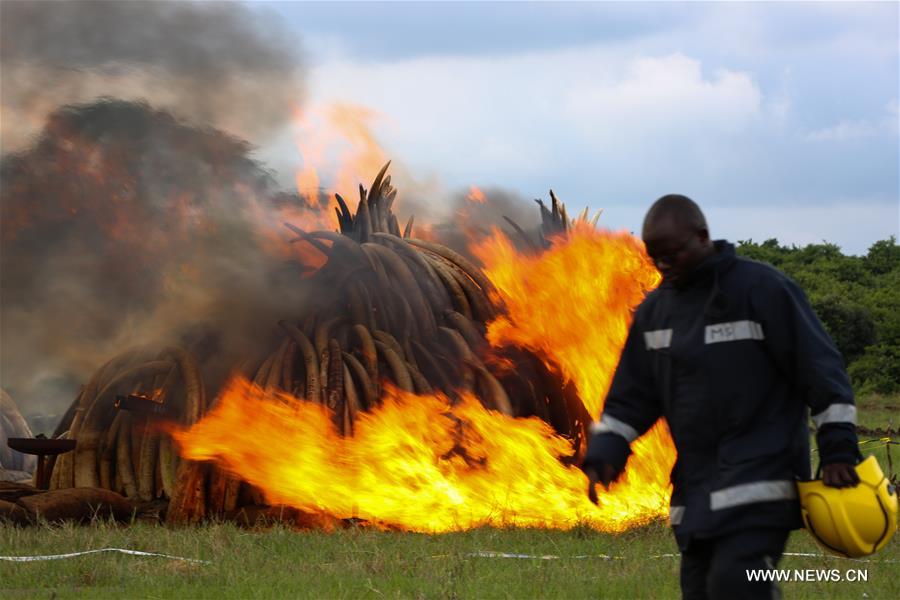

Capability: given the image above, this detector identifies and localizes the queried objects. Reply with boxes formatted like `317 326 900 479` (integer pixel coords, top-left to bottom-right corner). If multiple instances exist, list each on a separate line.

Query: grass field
2 394 896 599
856 393 899 434
1 520 897 599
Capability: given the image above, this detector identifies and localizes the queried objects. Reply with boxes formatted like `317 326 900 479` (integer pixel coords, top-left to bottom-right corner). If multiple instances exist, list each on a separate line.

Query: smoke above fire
436 185 542 259
0 0 313 418
389 183 542 263
0 93 552 420
0 0 304 152
0 0 575 425
0 100 328 417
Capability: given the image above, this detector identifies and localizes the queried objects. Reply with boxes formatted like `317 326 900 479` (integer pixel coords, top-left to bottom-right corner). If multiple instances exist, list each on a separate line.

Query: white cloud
806 119 883 142
268 26 896 253
806 99 900 142
303 46 766 189
562 53 762 141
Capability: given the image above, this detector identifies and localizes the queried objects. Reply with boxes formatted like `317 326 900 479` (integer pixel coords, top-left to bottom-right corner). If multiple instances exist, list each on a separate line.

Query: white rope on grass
466 551 897 563
782 552 898 563
0 548 210 564
467 551 620 560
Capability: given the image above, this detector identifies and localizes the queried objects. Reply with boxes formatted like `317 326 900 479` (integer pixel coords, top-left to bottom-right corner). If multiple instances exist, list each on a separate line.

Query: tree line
736 237 899 395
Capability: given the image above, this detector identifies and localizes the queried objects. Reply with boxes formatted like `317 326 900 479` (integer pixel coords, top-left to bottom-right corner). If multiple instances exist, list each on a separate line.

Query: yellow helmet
797 455 898 558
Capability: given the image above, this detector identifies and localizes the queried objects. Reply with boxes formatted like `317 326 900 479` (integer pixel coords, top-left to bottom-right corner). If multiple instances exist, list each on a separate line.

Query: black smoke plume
0 100 322 421
0 0 304 151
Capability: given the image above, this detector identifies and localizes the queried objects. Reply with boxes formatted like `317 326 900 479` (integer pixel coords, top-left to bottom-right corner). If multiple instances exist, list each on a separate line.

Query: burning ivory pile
20 163 587 526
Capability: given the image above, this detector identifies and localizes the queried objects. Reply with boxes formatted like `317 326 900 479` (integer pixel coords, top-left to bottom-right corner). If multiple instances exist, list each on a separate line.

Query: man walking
582 194 860 599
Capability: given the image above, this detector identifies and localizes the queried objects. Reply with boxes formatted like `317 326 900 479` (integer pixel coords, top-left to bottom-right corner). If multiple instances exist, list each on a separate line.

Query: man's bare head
642 194 714 285
643 194 708 235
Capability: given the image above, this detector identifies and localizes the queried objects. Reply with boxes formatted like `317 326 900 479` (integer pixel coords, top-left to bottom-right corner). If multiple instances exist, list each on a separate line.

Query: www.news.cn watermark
747 569 869 583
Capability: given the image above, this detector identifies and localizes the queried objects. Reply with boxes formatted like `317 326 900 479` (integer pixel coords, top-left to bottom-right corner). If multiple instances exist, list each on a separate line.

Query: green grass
2 394 895 599
844 393 899 481
1 520 898 599
856 393 899 434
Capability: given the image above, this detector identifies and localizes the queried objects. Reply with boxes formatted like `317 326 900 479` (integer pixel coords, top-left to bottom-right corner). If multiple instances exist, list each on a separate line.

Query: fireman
582 195 861 599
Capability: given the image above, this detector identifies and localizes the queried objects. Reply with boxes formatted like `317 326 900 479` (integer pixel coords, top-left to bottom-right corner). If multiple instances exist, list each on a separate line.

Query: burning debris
1 96 674 531
20 164 580 524
275 161 557 422
3 161 676 532
0 0 304 152
0 100 317 419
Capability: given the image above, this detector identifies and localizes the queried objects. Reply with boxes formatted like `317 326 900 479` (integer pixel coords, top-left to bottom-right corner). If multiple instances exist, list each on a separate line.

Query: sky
251 0 899 255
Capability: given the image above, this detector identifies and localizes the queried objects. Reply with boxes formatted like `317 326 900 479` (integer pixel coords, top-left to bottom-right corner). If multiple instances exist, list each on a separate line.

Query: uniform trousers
680 528 790 600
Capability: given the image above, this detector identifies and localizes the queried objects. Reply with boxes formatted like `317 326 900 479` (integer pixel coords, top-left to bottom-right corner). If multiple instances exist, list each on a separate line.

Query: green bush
810 295 876 363
865 236 900 275
736 237 899 394
848 343 900 394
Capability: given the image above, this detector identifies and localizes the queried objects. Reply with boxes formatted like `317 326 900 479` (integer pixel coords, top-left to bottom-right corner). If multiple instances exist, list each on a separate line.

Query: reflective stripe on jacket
583 240 860 546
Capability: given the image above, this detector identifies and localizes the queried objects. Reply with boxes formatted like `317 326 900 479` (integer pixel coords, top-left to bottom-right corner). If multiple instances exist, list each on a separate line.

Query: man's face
642 217 710 286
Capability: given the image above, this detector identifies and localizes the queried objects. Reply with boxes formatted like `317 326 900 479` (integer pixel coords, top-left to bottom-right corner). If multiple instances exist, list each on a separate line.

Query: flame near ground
174 225 677 532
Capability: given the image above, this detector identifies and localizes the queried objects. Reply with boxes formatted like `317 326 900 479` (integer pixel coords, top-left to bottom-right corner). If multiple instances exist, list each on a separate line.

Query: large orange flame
174 222 677 532
175 377 669 532
472 223 676 528
473 223 660 419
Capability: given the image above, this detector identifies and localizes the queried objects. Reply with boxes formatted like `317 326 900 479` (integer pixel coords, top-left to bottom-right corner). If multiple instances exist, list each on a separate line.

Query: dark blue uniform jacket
583 240 860 549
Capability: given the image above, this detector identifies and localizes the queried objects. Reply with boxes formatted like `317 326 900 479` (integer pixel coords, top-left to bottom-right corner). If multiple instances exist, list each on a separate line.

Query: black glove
584 463 619 504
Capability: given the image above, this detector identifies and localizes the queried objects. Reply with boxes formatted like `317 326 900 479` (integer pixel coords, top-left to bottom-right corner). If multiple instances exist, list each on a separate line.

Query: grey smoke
0 100 324 425
0 0 310 423
0 0 552 424
422 186 544 261
0 0 305 151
